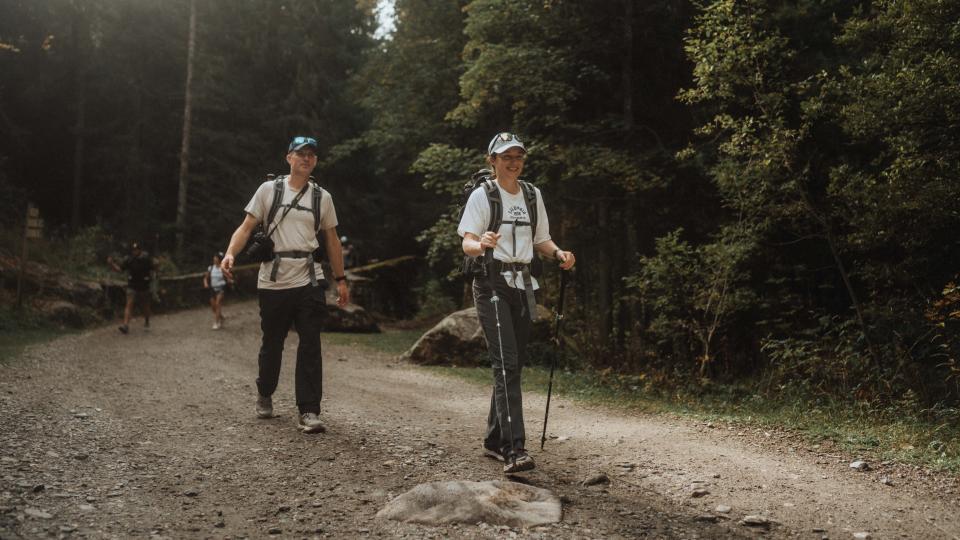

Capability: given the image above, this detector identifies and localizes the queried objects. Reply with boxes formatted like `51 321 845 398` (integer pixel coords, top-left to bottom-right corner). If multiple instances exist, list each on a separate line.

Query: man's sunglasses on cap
288 136 319 152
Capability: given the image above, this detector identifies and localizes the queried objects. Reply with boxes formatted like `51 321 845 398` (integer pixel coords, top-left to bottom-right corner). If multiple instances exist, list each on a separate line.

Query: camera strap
265 181 309 239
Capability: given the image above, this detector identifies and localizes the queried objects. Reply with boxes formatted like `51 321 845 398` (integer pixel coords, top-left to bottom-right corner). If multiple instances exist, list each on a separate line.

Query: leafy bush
413 279 458 322
626 226 757 377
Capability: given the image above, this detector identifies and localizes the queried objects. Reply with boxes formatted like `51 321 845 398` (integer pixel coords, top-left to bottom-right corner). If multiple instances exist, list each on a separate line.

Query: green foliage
412 144 485 271
626 225 757 375
679 0 960 402
322 329 425 356
760 316 873 397
413 279 458 321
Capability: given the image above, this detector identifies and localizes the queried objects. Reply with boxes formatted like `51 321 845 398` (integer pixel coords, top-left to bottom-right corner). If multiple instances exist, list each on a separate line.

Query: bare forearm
325 232 345 278
535 240 560 259
225 226 251 259
462 236 485 258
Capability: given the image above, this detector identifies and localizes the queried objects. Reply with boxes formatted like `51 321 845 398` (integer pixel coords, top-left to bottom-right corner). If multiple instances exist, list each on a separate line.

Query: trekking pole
485 248 516 459
540 268 569 450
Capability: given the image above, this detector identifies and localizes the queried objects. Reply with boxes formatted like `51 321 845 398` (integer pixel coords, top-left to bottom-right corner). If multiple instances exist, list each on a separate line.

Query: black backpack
459 169 541 279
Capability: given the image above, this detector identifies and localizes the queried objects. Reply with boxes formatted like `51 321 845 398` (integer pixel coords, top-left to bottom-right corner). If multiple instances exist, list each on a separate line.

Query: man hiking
107 241 158 334
458 132 576 473
220 135 349 434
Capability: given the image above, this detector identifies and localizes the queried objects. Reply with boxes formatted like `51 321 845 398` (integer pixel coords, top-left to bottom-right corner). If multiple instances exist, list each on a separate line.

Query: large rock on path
376 480 562 528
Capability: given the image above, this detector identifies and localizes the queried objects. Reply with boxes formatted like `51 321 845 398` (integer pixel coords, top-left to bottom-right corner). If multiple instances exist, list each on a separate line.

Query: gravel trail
1 301 957 539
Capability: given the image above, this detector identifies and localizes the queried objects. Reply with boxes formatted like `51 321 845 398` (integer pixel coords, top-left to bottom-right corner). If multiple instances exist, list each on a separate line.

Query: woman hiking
457 132 576 473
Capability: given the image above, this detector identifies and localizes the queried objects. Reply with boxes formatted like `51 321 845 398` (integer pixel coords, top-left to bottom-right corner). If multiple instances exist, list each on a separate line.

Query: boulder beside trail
323 286 380 333
376 480 562 528
403 305 553 366
403 308 485 365
0 254 107 310
37 300 86 328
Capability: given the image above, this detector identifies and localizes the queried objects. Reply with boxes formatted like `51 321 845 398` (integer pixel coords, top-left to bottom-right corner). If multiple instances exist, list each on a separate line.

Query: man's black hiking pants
256 285 326 414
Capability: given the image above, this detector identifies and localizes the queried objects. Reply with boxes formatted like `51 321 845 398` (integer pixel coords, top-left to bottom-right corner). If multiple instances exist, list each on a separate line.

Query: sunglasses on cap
292 136 317 146
288 136 319 153
488 132 525 154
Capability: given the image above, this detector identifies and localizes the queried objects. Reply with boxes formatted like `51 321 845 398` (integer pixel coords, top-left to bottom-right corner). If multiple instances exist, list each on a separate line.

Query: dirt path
1 301 958 539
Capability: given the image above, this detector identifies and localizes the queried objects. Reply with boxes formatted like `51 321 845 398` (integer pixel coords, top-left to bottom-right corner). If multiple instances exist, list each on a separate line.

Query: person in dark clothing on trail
107 241 158 334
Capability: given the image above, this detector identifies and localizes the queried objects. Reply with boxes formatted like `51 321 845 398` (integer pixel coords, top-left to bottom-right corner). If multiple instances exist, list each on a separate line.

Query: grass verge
322 328 424 356
0 306 71 365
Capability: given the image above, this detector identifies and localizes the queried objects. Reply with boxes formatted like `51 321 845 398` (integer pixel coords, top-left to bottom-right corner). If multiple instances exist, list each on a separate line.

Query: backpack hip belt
487 260 539 322
270 250 320 287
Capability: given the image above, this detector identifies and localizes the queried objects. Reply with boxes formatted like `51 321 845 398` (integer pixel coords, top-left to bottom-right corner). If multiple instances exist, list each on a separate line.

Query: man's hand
220 253 235 279
479 231 501 250
556 250 576 270
336 280 350 307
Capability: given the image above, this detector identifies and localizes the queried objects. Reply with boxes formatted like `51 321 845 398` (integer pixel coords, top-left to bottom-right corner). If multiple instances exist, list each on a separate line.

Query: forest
2 0 959 408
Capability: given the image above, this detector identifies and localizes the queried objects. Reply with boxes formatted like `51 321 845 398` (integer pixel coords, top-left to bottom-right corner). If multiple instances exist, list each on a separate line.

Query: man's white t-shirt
457 179 550 289
244 177 338 290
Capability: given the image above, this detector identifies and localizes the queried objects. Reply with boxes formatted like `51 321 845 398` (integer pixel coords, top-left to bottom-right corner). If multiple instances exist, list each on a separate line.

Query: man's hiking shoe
256 395 273 419
118 324 129 334
483 444 505 462
298 412 326 434
503 450 535 474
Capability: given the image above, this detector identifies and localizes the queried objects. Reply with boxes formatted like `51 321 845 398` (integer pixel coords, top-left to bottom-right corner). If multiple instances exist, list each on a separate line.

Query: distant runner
107 241 158 334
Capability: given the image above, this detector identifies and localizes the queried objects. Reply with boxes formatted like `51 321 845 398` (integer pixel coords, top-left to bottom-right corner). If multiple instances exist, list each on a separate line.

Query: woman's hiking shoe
503 450 535 474
255 395 273 419
298 412 326 434
483 444 505 462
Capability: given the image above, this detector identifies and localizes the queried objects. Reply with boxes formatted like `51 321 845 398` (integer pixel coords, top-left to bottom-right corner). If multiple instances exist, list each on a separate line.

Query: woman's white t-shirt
457 179 550 289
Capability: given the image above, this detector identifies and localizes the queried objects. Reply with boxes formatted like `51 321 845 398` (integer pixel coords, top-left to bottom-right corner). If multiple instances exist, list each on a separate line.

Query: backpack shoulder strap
310 178 323 235
265 176 285 226
483 179 502 232
519 180 538 232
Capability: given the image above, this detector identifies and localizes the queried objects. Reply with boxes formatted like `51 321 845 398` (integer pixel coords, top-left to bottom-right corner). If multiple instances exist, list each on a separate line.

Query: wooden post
17 204 42 309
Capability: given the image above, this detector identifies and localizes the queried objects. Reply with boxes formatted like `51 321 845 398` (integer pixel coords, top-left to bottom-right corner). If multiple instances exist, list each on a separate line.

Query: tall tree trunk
617 0 637 351
70 1 87 232
175 0 197 261
597 201 612 345
622 0 634 132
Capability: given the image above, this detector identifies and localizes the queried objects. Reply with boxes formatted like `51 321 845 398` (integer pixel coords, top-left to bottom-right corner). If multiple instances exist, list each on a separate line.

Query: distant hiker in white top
221 135 350 434
203 252 233 330
458 132 575 474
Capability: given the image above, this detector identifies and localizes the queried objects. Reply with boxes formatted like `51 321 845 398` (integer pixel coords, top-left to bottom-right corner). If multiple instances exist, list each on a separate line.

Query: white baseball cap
487 132 526 155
